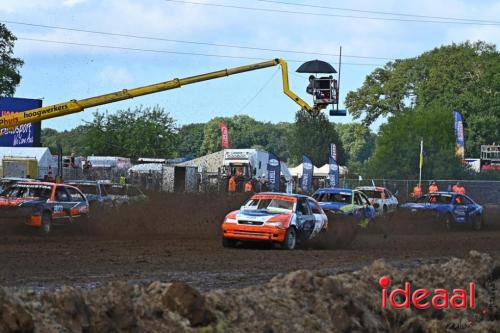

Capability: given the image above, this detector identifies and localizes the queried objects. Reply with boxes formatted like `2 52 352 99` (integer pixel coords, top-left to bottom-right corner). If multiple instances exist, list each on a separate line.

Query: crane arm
0 58 314 130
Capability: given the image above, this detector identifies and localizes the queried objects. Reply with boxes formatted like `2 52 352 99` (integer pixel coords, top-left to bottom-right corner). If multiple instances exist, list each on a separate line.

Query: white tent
0 147 54 168
289 163 347 177
128 163 163 174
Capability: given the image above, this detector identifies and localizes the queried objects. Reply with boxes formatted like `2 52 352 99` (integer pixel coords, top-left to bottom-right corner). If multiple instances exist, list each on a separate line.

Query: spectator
244 180 253 193
428 181 439 193
228 176 236 193
412 184 423 198
452 181 466 195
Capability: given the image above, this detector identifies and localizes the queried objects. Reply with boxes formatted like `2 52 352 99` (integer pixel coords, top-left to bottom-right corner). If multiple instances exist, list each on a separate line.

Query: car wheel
473 215 483 231
282 227 297 250
443 214 453 231
222 237 237 248
41 212 51 234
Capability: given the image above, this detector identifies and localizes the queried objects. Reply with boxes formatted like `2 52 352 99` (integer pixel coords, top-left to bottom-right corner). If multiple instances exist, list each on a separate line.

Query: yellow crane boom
0 58 318 130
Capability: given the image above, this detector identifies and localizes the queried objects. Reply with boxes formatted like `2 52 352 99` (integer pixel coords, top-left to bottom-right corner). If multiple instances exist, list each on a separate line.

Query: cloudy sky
1 0 499 131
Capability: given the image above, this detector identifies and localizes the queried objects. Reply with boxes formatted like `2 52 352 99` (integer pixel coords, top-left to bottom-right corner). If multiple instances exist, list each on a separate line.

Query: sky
1 0 499 132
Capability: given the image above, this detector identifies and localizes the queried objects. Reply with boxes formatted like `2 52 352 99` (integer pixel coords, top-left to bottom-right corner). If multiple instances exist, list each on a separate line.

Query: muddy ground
0 193 499 293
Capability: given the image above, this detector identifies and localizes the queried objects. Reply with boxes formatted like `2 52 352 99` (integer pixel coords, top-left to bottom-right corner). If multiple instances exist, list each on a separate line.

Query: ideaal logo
379 276 475 309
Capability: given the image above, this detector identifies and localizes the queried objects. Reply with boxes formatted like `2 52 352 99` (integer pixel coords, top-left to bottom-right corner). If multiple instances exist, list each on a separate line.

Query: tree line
0 21 498 180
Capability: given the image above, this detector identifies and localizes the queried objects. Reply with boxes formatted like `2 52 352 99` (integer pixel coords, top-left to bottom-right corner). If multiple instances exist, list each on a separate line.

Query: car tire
443 214 453 231
473 215 483 231
40 212 51 234
282 227 297 250
222 237 237 248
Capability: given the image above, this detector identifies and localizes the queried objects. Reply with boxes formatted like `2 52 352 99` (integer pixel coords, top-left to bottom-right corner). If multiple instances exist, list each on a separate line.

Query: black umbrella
296 60 337 74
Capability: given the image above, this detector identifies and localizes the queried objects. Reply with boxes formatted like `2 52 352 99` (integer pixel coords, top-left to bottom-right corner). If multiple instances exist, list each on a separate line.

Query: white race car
355 186 398 216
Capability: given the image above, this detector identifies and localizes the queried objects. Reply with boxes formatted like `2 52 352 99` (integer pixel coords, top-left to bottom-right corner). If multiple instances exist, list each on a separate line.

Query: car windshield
3 184 52 199
313 192 351 204
428 194 452 204
102 184 127 196
244 198 294 213
359 190 383 199
72 184 98 195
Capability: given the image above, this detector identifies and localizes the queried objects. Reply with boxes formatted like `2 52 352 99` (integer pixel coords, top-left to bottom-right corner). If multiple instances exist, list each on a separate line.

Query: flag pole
419 139 423 187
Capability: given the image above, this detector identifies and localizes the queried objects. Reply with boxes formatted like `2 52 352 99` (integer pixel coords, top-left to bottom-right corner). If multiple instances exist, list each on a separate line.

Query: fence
31 167 500 204
339 179 500 204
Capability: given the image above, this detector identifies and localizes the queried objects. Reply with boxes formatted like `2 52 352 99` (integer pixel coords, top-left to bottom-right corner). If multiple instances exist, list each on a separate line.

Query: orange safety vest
453 185 466 195
228 177 236 192
244 181 253 192
413 186 422 197
428 185 439 193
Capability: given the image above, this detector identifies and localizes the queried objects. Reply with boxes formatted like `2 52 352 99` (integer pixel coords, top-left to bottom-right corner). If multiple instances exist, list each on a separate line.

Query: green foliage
364 106 465 179
334 123 376 164
176 123 205 157
199 115 292 160
288 110 345 166
0 23 23 96
346 41 500 158
81 106 177 159
41 126 88 155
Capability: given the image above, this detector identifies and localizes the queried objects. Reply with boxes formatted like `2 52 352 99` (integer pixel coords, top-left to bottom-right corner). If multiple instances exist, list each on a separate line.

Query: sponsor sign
267 152 280 191
301 155 313 193
0 97 42 147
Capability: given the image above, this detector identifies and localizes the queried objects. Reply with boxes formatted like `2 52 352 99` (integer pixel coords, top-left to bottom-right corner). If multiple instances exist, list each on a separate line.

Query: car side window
455 195 471 205
67 187 85 202
297 199 311 215
384 190 392 198
359 193 370 205
354 193 362 205
307 199 321 214
55 187 71 202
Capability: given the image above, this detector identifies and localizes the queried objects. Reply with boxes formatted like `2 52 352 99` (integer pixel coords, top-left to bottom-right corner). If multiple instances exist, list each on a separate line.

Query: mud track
1 193 499 291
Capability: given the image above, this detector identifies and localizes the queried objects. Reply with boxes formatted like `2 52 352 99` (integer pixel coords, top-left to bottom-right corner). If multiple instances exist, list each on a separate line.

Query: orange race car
221 192 328 250
0 182 89 233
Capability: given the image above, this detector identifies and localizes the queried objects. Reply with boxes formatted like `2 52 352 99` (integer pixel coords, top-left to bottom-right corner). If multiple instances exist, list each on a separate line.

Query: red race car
221 192 328 250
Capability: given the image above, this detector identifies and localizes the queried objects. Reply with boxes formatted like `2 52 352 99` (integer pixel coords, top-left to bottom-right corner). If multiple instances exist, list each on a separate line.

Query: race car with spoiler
221 192 328 250
0 182 89 233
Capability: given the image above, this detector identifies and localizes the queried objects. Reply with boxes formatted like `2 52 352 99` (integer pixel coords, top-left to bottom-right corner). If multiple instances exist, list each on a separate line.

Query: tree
41 126 88 155
335 123 376 164
346 41 500 158
0 23 23 96
288 110 345 166
199 115 293 160
176 123 205 158
81 106 177 159
364 106 465 179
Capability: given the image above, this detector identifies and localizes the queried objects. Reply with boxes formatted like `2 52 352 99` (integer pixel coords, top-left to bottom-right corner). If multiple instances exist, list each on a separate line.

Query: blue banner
329 156 339 188
0 97 42 147
301 155 314 193
453 110 465 159
267 152 281 192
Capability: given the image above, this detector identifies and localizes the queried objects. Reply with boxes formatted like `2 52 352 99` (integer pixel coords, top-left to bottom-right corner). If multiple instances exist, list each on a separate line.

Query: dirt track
1 193 499 291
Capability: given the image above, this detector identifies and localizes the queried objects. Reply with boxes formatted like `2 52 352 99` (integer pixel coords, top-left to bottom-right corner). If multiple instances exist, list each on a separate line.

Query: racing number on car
54 205 63 213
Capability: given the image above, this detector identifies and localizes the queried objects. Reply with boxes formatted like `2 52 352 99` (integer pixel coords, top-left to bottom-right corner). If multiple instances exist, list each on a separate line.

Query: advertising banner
267 152 280 192
330 143 337 160
453 111 465 159
329 156 339 188
0 97 42 147
219 121 230 148
301 155 314 193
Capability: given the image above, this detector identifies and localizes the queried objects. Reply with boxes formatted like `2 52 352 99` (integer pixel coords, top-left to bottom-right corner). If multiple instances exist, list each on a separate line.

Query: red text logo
379 276 475 309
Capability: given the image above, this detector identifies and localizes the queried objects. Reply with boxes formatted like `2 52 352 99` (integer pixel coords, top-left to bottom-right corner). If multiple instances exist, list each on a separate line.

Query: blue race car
312 188 376 227
399 192 484 230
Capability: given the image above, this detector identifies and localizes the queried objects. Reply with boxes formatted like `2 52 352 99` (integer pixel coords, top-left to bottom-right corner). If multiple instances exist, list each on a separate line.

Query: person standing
452 181 466 195
412 183 423 198
428 181 439 193
244 180 253 193
228 176 236 193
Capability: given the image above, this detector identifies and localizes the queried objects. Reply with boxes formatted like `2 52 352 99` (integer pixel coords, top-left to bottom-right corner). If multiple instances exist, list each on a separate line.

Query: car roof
356 186 386 191
17 181 56 186
315 188 353 194
255 192 311 199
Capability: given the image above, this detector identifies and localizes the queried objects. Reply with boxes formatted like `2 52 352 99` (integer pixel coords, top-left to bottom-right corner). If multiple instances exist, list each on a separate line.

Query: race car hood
318 201 346 212
236 208 291 222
